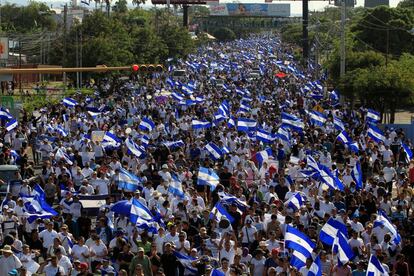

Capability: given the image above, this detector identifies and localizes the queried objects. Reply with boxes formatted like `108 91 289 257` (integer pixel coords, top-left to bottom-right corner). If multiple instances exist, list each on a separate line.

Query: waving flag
55 149 73 165
118 168 142 192
401 143 413 163
373 209 401 244
367 109 381 122
237 118 257 132
255 148 272 167
210 202 235 223
319 218 348 246
125 138 145 158
238 102 251 114
319 165 345 191
218 192 249 211
139 118 155 132
198 167 219 191
284 192 306 211
56 125 68 137
332 231 354 265
351 162 363 189
62 97 78 107
205 142 223 160
171 91 185 101
218 100 230 117
367 255 389 276
308 110 327 126
211 270 225 276
309 255 322 276
163 140 185 149
130 198 153 225
227 116 236 128
348 141 359 153
192 119 212 129
5 119 18 132
281 112 304 131
22 195 58 223
102 132 121 149
333 116 345 131
256 129 276 144
285 225 316 269
367 126 385 143
173 252 198 275
0 108 13 120
277 127 290 142
168 174 185 198
337 130 352 145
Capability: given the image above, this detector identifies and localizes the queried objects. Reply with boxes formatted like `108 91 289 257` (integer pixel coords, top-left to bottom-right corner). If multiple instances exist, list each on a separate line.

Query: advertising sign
209 3 290 17
0 38 9 60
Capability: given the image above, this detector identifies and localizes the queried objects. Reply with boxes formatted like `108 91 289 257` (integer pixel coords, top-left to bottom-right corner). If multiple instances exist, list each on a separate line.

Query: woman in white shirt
250 249 266 276
89 236 108 272
71 236 89 262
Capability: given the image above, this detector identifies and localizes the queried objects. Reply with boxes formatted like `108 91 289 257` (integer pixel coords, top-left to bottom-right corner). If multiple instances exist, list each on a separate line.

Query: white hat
161 164 168 169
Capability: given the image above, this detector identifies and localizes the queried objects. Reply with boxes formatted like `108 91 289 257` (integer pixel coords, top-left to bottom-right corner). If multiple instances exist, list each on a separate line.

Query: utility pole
302 0 309 61
75 27 79 89
385 28 389 67
80 28 82 89
339 0 346 78
63 4 68 92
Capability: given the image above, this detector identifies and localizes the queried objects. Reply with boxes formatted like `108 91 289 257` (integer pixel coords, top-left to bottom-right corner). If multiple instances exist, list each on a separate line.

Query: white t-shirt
251 257 266 276
219 241 236 265
72 244 89 262
241 226 257 244
58 255 73 275
39 229 59 249
174 240 191 254
44 264 65 276
89 242 107 262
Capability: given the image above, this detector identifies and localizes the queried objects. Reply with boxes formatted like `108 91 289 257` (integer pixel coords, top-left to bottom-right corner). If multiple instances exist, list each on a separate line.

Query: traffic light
131 64 164 73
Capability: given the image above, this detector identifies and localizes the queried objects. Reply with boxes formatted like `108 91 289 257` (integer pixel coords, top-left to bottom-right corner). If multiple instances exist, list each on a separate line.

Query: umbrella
110 200 131 216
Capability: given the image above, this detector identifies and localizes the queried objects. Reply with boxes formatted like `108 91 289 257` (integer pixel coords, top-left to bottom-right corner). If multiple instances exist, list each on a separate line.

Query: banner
209 3 290 17
0 38 8 60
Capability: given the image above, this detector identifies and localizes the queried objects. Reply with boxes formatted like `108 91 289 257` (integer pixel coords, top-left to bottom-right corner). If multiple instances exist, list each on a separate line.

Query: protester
0 34 412 276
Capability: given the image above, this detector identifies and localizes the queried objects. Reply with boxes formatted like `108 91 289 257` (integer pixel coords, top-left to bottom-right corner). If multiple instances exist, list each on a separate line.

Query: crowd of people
0 33 413 276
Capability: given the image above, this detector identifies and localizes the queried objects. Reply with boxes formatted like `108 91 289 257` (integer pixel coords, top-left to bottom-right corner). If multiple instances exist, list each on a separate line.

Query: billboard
365 0 389 8
0 38 9 60
209 3 290 17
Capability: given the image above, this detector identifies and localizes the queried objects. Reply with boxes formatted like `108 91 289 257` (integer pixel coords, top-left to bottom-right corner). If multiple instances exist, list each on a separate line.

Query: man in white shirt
39 221 59 251
0 245 22 276
383 162 396 193
55 248 73 275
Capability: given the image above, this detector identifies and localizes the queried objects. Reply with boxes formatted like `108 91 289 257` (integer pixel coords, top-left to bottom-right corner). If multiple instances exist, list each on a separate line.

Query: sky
6 0 404 15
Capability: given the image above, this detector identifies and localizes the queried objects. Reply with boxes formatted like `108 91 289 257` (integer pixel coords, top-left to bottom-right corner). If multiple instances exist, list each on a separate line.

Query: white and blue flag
62 97 78 107
102 132 121 149
125 138 145 158
198 167 220 191
210 202 235 223
55 148 73 165
308 110 327 126
56 125 68 137
284 192 306 211
22 195 58 223
173 252 198 275
192 119 212 129
285 225 316 269
5 119 18 132
333 116 345 131
139 118 155 132
256 129 276 144
401 143 413 163
332 231 354 265
281 112 304 131
168 174 185 198
337 130 352 145
319 218 348 246
373 209 401 244
367 254 389 276
237 118 257 132
255 148 272 167
0 108 13 120
367 126 385 143
277 127 290 143
309 255 322 276
367 109 381 122
118 168 142 192
205 142 223 160
351 162 363 189
130 198 154 225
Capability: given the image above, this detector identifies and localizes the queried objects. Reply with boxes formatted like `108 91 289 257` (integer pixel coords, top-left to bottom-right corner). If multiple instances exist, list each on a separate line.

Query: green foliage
350 6 414 57
48 9 194 77
112 0 128 13
0 2 56 32
398 0 414 9
212 27 236 41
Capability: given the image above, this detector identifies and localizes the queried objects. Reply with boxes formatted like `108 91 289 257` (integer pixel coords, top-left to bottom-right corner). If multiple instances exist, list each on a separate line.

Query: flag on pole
209 202 235 223
285 225 316 269
197 167 220 191
319 218 348 246
367 255 389 276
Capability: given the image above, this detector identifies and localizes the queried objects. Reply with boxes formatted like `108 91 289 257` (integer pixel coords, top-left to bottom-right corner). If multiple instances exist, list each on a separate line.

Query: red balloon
132 64 139 71
275 72 287 78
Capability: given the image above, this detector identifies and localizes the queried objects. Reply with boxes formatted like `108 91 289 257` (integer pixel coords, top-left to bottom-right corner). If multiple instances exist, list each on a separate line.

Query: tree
113 0 128 13
132 0 146 6
350 6 414 57
212 27 236 41
398 0 414 9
